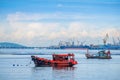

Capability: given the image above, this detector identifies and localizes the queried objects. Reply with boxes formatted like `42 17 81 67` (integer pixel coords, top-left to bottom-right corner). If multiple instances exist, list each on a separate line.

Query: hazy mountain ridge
0 42 27 48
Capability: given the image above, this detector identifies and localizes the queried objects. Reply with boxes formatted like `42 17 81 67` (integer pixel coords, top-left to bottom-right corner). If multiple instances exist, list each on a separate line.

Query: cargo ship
49 44 120 50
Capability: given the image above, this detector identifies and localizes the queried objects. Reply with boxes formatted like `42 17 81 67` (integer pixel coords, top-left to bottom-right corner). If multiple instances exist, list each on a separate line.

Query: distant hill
0 42 27 48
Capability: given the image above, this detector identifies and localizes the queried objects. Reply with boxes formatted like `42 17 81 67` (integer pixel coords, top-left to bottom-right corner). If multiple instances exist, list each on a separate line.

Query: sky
0 0 120 47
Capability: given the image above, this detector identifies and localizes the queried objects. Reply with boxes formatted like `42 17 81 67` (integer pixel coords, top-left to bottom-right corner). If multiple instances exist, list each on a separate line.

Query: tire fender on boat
48 62 51 65
54 63 57 66
69 62 73 67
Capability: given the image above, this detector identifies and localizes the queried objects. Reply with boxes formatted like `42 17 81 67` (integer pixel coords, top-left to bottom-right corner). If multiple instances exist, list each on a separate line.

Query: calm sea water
0 49 120 80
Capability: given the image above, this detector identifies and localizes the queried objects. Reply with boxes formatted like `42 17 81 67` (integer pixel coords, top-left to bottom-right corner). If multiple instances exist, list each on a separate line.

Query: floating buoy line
12 60 32 67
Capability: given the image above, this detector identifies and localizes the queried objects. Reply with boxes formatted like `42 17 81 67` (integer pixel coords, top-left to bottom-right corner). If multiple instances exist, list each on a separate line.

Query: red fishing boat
31 53 77 67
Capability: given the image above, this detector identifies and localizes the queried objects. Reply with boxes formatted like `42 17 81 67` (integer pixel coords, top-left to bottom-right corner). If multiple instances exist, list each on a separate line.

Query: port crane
103 33 109 45
80 41 86 46
118 37 120 45
59 41 66 46
112 37 120 45
76 40 86 46
112 37 116 45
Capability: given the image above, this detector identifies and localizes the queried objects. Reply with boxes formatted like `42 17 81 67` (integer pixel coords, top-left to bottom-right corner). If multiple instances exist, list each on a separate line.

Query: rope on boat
26 60 32 66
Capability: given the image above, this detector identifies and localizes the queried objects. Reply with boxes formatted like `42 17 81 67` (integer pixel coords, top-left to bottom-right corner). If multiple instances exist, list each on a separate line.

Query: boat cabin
52 53 75 61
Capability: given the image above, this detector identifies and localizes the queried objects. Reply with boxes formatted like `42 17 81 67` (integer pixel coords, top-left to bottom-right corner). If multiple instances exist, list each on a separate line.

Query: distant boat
85 50 112 59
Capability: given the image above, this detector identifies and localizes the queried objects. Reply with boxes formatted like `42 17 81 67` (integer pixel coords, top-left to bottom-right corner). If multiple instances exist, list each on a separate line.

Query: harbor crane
112 37 116 45
80 41 86 46
117 37 120 45
77 40 86 46
59 41 66 46
103 33 109 45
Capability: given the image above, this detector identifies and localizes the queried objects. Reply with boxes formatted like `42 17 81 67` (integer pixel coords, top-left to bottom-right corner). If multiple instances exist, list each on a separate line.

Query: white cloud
6 12 99 22
0 12 120 46
57 4 63 7
6 12 65 22
0 27 5 37
103 28 120 37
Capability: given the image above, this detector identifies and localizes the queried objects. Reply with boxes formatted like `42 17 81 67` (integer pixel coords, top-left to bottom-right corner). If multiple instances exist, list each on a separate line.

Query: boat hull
85 54 112 59
86 56 112 59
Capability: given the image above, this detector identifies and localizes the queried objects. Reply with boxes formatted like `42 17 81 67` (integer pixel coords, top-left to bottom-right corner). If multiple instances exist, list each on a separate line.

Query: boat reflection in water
52 66 76 80
52 66 76 70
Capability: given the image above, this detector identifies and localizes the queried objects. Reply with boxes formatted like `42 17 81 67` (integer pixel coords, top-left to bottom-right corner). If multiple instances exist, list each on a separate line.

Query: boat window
65 56 68 60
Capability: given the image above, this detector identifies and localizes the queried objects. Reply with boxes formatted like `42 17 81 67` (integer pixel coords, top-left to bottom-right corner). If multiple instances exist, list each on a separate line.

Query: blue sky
0 0 120 46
